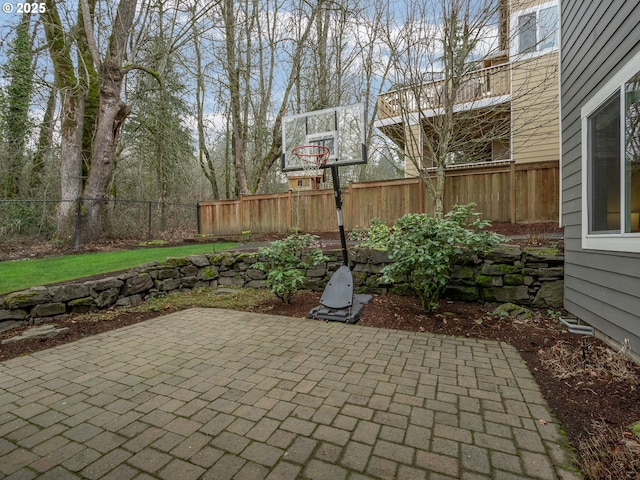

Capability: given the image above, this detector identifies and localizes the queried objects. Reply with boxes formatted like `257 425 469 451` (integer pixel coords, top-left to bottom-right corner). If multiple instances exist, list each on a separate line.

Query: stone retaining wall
0 244 563 326
350 244 564 307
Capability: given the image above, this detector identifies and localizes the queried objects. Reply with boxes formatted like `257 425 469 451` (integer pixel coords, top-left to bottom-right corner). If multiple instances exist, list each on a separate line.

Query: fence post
287 190 292 233
196 203 201 234
240 196 244 234
146 201 151 240
74 196 82 250
510 161 516 224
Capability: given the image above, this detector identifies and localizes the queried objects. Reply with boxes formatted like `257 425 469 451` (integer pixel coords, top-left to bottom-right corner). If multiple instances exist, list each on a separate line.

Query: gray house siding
561 0 640 357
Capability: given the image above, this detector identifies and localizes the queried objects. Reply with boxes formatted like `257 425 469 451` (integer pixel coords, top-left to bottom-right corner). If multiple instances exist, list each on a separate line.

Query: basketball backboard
281 103 367 172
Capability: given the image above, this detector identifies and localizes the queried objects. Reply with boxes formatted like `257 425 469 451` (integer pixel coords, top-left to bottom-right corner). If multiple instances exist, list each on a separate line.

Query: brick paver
0 308 582 479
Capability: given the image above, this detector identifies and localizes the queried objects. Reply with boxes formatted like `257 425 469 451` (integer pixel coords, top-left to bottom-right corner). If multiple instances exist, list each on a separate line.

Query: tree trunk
57 90 85 233
83 62 130 240
435 163 445 216
30 85 57 193
81 0 138 241
42 0 85 235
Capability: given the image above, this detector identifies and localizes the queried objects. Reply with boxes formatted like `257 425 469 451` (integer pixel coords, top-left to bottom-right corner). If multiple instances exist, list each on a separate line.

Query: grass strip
0 243 237 295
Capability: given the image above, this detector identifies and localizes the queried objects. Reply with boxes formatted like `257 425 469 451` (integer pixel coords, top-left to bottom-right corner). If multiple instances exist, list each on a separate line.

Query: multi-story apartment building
376 0 560 178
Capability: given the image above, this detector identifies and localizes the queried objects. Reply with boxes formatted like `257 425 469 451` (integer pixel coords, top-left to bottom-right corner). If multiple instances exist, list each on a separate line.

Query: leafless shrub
578 421 640 480
539 340 640 386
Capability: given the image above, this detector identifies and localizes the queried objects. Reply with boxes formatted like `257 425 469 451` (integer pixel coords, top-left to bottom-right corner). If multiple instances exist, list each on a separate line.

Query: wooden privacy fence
198 160 559 236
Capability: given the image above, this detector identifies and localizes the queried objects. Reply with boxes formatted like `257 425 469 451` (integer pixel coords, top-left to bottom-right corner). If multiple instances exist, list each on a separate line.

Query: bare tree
42 0 93 231
378 0 558 214
80 0 140 239
42 0 221 239
219 0 323 196
190 8 219 199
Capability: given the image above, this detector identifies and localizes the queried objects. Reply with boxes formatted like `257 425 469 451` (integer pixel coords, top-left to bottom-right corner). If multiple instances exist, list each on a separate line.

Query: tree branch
79 0 101 70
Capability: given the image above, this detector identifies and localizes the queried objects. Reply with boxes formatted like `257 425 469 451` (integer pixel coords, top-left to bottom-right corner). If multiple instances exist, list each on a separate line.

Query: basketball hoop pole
329 165 349 266
309 162 373 323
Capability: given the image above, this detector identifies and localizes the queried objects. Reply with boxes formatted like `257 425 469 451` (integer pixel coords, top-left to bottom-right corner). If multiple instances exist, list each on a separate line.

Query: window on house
538 6 558 50
518 13 536 54
626 72 640 233
588 93 620 233
582 52 640 252
513 2 558 56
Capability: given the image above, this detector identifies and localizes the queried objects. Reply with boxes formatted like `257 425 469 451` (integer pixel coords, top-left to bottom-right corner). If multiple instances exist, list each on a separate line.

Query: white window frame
581 49 640 253
510 1 559 60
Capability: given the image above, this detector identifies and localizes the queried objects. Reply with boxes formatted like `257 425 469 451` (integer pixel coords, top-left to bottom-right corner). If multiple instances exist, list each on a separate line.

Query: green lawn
0 243 237 295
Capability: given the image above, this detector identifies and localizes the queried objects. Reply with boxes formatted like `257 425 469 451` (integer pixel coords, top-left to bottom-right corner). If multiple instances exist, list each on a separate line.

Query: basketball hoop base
308 266 373 324
308 294 372 324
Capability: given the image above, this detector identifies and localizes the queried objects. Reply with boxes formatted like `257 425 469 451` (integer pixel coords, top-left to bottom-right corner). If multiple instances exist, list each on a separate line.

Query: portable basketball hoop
283 105 372 324
292 145 329 188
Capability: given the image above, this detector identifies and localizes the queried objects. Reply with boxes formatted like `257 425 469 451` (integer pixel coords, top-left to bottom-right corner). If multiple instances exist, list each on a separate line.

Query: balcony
377 63 511 121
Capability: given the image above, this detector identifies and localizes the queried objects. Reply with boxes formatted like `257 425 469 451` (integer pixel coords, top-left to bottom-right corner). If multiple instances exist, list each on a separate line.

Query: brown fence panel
198 200 241 236
241 193 291 234
515 161 559 222
348 178 422 227
420 162 512 222
197 161 560 236
444 164 512 222
292 189 344 233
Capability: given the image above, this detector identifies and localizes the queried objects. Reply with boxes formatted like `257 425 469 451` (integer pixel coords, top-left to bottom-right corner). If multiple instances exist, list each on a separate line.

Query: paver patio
0 308 581 479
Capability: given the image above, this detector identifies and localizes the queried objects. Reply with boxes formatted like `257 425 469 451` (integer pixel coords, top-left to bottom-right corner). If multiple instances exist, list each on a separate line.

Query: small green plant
254 234 328 304
547 308 562 319
379 204 504 312
348 225 369 242
349 218 390 245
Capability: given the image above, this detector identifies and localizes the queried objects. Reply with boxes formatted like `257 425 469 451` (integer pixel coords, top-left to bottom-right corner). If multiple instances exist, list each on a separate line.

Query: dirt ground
1 222 639 478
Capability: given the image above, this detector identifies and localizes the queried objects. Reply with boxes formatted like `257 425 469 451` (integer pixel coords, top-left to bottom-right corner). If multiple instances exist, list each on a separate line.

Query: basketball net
292 145 330 186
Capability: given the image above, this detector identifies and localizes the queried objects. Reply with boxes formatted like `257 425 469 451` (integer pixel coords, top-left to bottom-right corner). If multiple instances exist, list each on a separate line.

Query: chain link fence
0 198 198 247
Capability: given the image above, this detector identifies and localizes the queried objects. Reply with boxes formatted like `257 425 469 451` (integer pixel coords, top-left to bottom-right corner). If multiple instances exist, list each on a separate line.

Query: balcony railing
377 63 511 120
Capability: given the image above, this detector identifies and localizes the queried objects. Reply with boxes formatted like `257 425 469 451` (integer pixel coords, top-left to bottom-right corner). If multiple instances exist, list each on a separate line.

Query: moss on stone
203 253 235 269
492 302 533 319
68 297 94 306
201 267 217 280
499 264 518 273
164 257 190 267
352 272 368 287
451 266 475 279
523 246 559 256
482 264 518 275
475 275 493 287
504 274 524 286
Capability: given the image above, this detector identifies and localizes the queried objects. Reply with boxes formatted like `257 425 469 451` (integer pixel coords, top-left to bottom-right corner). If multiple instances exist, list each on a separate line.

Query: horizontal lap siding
561 0 640 351
511 54 560 164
